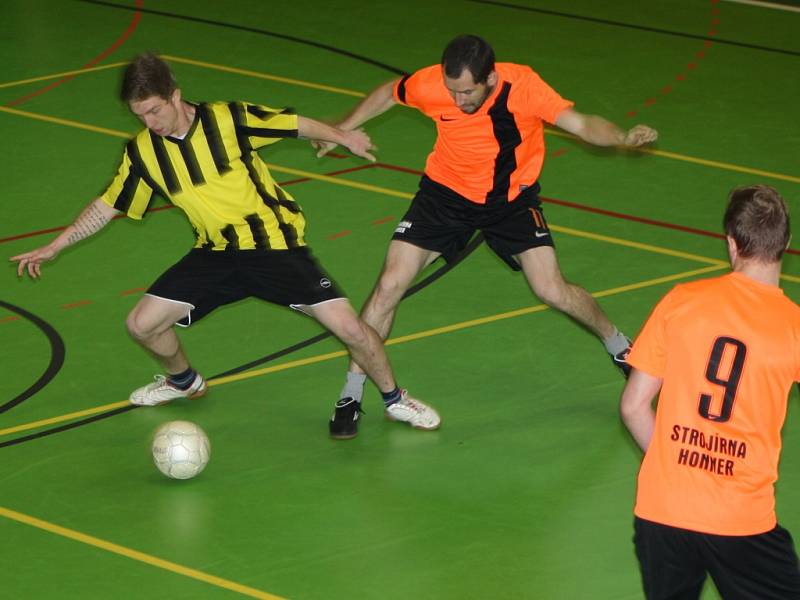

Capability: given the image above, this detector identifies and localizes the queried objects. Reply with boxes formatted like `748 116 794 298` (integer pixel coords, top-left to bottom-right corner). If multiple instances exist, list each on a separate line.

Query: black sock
167 367 197 390
381 387 402 407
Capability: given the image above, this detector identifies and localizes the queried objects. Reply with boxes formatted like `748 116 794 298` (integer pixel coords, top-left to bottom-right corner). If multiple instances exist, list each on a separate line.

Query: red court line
370 163 800 257
3 161 797 256
373 162 424 176
0 165 380 246
120 287 147 296
61 300 93 310
6 1 143 107
626 0 719 119
278 163 377 186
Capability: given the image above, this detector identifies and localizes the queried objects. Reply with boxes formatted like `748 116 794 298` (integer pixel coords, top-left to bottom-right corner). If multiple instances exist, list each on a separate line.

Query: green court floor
2 1 799 598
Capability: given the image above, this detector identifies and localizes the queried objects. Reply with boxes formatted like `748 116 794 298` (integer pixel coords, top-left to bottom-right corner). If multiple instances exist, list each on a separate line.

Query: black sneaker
329 397 364 440
612 343 632 378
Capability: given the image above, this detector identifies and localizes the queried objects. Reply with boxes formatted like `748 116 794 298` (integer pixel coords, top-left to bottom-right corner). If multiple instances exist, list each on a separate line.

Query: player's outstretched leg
306 298 440 438
333 241 440 430
126 295 207 405
517 246 633 377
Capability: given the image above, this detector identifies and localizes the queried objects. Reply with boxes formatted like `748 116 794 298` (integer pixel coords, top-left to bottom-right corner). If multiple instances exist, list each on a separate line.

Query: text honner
671 424 747 477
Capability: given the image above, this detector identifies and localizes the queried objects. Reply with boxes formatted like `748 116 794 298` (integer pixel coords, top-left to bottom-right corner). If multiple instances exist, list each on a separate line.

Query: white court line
721 0 800 13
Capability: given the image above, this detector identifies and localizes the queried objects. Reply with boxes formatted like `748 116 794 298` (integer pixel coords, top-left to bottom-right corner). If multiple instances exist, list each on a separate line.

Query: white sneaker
129 374 207 406
384 390 441 430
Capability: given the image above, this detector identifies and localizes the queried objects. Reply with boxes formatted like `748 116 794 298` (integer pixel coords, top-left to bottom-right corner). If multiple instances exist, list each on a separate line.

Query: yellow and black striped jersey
100 101 305 250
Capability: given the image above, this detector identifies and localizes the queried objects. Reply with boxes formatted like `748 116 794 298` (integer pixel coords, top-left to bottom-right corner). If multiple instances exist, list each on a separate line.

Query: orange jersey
628 272 800 535
393 63 573 204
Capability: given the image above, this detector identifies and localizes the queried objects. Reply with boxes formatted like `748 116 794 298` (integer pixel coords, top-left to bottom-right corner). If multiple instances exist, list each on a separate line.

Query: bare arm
10 198 119 278
297 116 376 162
313 79 400 157
620 368 663 451
555 108 658 147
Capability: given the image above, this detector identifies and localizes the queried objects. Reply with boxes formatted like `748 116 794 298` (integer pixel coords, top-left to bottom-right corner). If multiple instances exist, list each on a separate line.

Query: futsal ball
151 420 210 480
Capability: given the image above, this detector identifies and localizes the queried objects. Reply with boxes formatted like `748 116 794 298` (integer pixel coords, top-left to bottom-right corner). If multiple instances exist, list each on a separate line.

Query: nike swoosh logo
535 231 550 238
439 116 458 121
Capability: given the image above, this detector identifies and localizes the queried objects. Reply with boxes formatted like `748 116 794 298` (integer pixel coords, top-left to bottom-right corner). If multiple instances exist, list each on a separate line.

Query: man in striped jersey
11 53 440 432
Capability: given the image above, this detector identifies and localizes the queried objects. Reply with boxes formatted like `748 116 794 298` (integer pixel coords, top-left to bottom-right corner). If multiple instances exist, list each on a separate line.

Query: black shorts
147 247 344 326
392 176 554 271
634 517 800 600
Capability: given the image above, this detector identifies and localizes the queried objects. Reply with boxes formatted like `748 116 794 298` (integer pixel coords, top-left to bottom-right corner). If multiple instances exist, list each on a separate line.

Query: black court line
0 235 484 448
0 300 65 415
75 0 409 76
469 0 800 58
0 404 138 448
212 234 485 379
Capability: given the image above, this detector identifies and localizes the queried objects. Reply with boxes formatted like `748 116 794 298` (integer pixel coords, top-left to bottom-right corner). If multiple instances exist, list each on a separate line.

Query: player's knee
126 310 161 340
372 274 406 307
126 311 148 340
336 317 370 348
532 279 568 308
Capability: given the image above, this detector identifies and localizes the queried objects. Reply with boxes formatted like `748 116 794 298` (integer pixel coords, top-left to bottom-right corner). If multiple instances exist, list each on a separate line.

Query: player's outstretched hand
341 128 377 162
624 125 658 147
10 245 58 279
312 139 338 158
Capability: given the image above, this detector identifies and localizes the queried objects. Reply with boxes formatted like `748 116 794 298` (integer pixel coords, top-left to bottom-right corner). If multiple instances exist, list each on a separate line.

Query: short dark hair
120 53 177 103
723 185 790 262
441 35 495 84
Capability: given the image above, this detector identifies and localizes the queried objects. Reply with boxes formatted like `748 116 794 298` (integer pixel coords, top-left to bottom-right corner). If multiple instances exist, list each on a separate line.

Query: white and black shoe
611 342 633 378
329 397 364 440
129 373 207 406
384 390 441 430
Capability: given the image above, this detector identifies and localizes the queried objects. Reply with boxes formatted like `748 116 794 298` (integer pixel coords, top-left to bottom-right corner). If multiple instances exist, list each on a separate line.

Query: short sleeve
235 102 298 150
392 66 438 112
628 289 678 378
795 323 800 382
99 149 154 220
514 67 574 124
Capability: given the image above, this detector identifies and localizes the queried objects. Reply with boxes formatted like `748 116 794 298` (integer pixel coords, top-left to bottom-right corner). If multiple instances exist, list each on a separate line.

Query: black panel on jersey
150 131 182 195
486 82 522 203
198 104 232 175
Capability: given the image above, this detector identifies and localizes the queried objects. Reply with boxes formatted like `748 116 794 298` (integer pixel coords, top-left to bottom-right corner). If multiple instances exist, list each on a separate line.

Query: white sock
603 328 630 356
340 371 367 403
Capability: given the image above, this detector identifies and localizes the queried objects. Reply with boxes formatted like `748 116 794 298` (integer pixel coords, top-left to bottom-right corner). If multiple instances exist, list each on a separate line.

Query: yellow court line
0 107 797 436
2 94 798 186
162 55 365 98
209 349 348 386
0 506 285 600
544 128 800 185
0 401 129 437
266 163 414 200
644 148 800 185
550 224 726 266
0 105 129 138
385 264 728 346
0 264 726 438
0 111 768 266
0 62 129 90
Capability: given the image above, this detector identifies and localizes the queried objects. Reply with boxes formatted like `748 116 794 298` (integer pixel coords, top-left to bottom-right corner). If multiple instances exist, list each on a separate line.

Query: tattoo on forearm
66 204 112 245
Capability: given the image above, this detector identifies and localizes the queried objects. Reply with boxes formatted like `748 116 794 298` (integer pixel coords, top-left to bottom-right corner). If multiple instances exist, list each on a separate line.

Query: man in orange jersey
621 185 800 599
314 34 658 439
